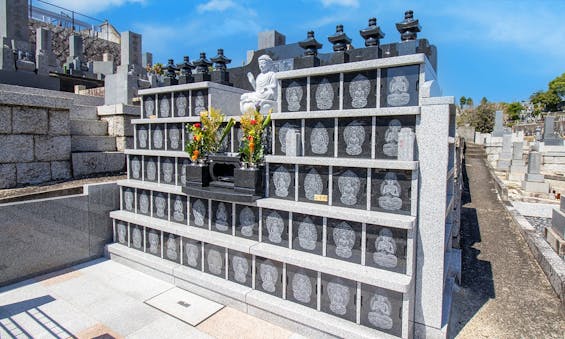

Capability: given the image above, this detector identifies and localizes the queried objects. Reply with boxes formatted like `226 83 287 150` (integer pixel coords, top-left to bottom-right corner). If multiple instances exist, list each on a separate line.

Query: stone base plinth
525 173 544 182
551 208 565 239
522 180 549 193
496 159 511 171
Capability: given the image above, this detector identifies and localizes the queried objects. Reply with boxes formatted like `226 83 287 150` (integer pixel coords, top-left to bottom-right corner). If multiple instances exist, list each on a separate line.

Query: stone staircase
70 101 127 178
464 143 486 159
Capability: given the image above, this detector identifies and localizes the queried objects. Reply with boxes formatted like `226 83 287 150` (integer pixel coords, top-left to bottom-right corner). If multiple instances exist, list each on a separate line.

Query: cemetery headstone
522 151 549 193
543 115 563 146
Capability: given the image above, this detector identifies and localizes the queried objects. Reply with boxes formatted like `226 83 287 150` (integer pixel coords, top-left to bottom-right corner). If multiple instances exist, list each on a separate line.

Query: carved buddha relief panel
170 195 187 224
269 163 295 201
366 225 407 274
380 65 419 108
228 250 252 288
304 119 334 157
292 214 323 255
326 218 362 264
183 238 202 270
338 117 372 158
130 156 141 180
371 169 412 215
116 221 128 245
332 167 367 210
164 233 180 263
286 264 317 309
190 198 209 228
274 120 301 156
262 209 289 248
144 156 158 182
255 256 283 298
158 93 171 118
153 192 168 220
344 71 377 110
122 187 135 212
137 189 150 216
298 165 329 205
167 123 182 151
281 78 306 112
375 115 416 159
177 158 190 187
204 244 225 277
151 124 164 150
212 201 232 234
131 224 143 251
136 125 148 149
191 89 208 116
143 95 155 118
310 75 339 111
147 228 161 257
175 91 189 117
160 157 175 184
235 205 259 240
360 284 403 337
321 274 357 322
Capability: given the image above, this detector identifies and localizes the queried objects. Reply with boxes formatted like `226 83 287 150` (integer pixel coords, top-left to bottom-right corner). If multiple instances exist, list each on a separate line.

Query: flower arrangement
239 108 271 167
185 106 235 163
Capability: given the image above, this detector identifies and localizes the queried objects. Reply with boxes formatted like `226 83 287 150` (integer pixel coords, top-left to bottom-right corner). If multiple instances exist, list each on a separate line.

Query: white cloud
319 0 359 8
44 0 144 15
197 0 236 12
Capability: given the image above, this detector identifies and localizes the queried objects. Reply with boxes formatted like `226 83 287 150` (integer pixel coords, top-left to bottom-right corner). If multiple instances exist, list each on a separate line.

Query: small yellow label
314 194 328 202
149 115 157 119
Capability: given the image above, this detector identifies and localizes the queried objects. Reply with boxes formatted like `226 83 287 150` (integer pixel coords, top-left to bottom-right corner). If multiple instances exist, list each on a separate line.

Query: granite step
70 119 108 136
71 136 116 152
71 151 125 177
71 104 98 120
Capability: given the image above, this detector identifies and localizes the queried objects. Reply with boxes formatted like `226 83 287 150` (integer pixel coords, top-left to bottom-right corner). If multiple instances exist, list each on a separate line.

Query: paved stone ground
449 145 565 338
524 216 552 235
0 259 305 339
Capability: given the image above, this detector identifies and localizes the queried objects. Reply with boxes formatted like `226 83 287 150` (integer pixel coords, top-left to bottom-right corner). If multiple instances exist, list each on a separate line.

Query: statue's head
258 55 273 73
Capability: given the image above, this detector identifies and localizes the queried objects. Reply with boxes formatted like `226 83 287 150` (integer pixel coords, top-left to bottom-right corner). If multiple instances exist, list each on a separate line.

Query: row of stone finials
114 222 405 336
120 189 407 274
158 10 423 78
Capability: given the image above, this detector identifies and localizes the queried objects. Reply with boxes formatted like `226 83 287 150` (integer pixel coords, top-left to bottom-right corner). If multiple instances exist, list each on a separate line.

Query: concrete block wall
0 90 72 188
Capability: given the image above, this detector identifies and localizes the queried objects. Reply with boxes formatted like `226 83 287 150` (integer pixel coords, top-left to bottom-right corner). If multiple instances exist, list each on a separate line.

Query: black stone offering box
183 153 265 203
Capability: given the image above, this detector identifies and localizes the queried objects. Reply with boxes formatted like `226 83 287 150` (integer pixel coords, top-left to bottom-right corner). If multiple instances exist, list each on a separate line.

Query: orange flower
249 141 255 154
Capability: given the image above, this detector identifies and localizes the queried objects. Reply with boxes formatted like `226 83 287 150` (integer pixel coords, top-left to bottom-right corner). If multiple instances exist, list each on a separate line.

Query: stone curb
482 150 565 309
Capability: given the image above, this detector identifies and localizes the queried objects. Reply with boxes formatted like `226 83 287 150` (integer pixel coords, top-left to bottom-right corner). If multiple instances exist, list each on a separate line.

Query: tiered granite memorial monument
107 11 458 338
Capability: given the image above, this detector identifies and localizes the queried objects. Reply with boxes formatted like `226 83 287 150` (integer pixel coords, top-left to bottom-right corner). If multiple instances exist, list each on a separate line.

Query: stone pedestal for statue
508 141 525 181
521 151 549 193
496 134 513 171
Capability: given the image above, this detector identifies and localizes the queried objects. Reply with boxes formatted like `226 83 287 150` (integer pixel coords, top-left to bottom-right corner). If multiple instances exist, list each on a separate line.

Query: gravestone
492 110 504 137
104 31 149 105
258 30 286 50
543 115 563 146
551 196 565 240
521 151 549 193
35 27 59 76
496 134 513 171
508 141 525 181
0 0 59 89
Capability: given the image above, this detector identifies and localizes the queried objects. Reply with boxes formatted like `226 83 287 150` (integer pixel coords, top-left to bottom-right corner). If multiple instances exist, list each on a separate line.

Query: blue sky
43 0 565 104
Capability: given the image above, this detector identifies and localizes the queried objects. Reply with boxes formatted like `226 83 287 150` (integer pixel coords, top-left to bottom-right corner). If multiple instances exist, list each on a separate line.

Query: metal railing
28 0 107 35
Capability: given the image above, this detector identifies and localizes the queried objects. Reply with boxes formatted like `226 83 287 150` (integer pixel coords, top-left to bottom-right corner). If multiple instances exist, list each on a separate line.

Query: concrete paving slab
126 310 215 339
145 288 224 326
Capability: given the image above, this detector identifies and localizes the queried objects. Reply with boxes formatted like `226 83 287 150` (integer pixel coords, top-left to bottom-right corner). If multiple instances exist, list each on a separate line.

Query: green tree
505 102 524 121
466 97 474 107
549 72 565 98
459 96 467 107
530 90 560 112
472 99 495 133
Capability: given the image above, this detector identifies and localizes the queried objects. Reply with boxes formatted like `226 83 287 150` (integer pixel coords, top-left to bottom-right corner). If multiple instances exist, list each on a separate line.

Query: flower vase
234 165 264 195
186 161 210 187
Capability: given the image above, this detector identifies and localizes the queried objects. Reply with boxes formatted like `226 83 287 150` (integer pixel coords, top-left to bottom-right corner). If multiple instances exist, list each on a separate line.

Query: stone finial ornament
193 52 212 74
179 56 195 75
396 10 421 41
299 31 323 56
211 48 231 71
328 25 352 52
360 17 385 47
